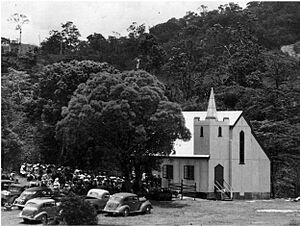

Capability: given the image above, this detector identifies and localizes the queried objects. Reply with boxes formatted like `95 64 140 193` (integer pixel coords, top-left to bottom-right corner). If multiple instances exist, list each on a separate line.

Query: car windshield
25 202 39 208
110 195 123 202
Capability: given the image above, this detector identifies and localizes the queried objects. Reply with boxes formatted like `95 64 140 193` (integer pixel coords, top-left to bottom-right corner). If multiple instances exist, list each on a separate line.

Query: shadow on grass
97 225 125 226
19 220 41 225
151 200 189 209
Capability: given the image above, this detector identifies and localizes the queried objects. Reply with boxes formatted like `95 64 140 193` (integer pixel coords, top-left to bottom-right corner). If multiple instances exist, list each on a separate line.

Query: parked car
1 179 13 191
19 197 60 224
104 192 152 216
1 179 14 206
85 189 110 212
1 184 28 205
13 186 53 209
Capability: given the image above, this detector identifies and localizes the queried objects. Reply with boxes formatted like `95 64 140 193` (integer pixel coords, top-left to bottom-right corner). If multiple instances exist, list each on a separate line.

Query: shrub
59 193 98 225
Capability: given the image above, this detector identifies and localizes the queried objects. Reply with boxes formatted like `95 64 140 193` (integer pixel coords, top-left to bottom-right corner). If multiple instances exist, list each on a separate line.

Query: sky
1 1 247 46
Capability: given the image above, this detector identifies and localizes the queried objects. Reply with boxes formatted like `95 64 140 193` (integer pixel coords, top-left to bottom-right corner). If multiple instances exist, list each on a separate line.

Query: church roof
172 111 243 156
206 88 217 119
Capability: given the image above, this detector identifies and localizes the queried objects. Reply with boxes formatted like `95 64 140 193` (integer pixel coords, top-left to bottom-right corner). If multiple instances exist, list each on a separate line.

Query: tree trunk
133 159 143 193
18 29 22 55
120 159 132 192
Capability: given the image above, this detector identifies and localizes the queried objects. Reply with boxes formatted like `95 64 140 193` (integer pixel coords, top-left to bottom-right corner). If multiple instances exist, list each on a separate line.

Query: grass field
1 196 300 225
97 197 300 226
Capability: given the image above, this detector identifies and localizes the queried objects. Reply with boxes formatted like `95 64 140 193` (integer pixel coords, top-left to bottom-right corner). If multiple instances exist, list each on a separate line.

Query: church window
218 127 222 137
240 131 245 164
200 126 204 137
184 165 194 180
163 165 173 179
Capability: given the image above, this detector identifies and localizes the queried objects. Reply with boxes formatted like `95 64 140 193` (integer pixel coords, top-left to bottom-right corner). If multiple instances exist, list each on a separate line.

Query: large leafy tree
41 21 81 55
137 33 165 74
56 70 191 189
27 60 119 163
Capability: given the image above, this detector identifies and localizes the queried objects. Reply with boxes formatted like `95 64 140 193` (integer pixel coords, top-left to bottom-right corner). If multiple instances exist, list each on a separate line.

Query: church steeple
206 87 217 120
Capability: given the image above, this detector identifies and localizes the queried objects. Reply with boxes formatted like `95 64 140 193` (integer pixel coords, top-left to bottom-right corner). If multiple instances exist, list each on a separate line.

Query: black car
1 179 14 191
1 180 14 205
1 184 28 205
13 186 53 209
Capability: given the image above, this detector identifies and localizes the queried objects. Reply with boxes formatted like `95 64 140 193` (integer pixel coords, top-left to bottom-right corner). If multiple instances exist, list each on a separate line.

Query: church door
214 164 224 188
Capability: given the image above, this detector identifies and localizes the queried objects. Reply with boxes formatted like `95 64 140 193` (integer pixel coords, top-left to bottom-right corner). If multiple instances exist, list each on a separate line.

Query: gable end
230 113 270 160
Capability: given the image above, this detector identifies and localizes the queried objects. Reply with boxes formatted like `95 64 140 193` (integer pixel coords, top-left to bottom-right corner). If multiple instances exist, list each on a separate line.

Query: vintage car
1 180 14 205
1 183 27 205
19 197 60 224
1 179 14 190
85 188 110 212
13 186 53 209
104 192 152 216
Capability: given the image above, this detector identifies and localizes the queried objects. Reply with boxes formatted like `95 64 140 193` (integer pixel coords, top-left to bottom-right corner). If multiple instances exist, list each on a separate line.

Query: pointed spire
206 87 217 120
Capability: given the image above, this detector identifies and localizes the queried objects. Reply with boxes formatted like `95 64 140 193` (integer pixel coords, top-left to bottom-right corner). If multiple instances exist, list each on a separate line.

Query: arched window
218 126 222 137
240 131 245 164
200 126 204 137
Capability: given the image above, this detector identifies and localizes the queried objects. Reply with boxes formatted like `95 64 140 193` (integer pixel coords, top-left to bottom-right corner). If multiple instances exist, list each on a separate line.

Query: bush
59 193 98 225
147 188 172 201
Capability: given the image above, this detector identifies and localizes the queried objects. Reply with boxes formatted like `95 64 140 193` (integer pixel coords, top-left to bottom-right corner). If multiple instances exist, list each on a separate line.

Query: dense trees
40 21 81 55
1 69 38 169
2 2 300 196
247 2 300 49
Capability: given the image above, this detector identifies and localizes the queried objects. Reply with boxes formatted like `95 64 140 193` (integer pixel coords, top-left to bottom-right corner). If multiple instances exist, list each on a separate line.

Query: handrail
223 179 233 199
214 180 233 200
214 181 223 192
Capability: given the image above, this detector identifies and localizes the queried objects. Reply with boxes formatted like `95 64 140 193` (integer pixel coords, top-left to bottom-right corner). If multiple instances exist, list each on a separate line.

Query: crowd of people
17 163 162 196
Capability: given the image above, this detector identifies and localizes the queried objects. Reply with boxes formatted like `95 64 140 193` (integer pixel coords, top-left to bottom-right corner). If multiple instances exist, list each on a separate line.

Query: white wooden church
158 88 271 199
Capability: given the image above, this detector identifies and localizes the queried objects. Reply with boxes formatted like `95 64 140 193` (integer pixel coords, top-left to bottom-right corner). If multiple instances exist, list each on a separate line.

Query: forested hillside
2 2 300 198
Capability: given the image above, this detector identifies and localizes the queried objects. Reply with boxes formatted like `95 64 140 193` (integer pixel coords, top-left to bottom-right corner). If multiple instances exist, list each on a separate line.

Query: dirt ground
2 189 300 225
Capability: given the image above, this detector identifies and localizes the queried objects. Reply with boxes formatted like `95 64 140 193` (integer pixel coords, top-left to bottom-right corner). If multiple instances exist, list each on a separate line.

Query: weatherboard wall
160 157 209 192
230 116 270 196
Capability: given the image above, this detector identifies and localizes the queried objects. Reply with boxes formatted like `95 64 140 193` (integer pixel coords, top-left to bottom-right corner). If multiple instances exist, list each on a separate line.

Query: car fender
34 211 48 220
117 205 130 213
140 201 152 211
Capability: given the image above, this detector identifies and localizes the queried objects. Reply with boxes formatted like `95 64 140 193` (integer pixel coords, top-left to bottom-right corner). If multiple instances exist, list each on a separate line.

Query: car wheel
145 205 151 214
123 208 129 217
40 214 48 224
